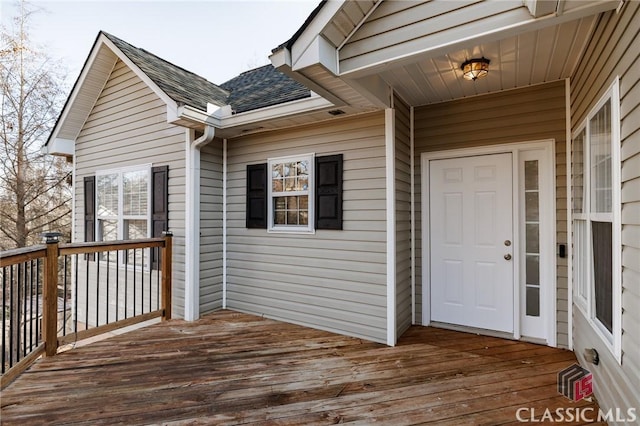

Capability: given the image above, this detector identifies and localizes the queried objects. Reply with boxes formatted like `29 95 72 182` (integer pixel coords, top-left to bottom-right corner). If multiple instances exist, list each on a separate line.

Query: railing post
42 233 61 357
162 231 173 321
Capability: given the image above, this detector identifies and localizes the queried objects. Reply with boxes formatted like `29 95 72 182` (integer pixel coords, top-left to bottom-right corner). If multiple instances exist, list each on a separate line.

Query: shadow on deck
1 310 602 425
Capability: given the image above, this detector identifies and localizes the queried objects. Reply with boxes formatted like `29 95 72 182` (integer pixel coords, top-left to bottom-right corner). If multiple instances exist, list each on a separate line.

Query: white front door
429 153 514 333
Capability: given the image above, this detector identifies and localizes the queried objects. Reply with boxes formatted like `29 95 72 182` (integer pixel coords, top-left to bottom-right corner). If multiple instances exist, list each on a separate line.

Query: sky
0 0 319 86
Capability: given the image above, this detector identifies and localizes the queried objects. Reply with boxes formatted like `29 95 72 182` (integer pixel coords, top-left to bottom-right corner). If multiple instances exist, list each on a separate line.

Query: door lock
504 240 511 246
504 254 512 260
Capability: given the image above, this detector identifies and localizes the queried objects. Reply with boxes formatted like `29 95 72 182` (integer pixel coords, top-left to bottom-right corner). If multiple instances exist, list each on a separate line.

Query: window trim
267 153 315 234
571 78 621 362
95 164 152 264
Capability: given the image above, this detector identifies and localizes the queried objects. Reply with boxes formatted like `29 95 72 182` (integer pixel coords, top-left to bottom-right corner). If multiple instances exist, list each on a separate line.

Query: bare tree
0 0 71 250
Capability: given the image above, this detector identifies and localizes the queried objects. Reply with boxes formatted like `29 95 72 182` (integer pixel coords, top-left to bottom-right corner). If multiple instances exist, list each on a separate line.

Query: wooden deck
1 310 602 425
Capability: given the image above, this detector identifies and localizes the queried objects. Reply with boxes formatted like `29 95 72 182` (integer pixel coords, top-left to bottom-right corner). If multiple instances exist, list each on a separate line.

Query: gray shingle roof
103 32 310 115
220 65 310 114
103 32 229 111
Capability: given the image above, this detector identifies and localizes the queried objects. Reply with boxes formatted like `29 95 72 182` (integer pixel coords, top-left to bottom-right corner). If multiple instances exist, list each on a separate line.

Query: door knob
504 254 512 260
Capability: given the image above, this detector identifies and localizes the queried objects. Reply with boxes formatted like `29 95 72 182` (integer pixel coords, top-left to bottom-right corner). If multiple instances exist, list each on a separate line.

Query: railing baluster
96 251 100 328
74 254 78 335
106 251 110 325
148 249 152 313
141 249 145 314
85 252 89 333
124 249 128 319
36 259 40 343
63 256 68 336
29 260 34 351
133 249 136 317
115 250 119 322
21 263 26 359
9 265 14 368
16 263 22 362
2 266 6 374
156 247 160 311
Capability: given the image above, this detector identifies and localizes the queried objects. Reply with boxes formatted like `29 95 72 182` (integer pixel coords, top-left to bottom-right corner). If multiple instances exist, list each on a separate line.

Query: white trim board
420 140 557 346
385 108 397 346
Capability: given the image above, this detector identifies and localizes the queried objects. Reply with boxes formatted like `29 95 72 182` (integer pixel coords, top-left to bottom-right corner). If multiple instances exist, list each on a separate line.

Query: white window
268 154 314 233
96 165 151 264
571 79 621 361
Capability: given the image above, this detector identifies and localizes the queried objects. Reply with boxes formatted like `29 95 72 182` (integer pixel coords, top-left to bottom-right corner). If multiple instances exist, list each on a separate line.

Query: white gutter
177 95 335 130
184 125 216 321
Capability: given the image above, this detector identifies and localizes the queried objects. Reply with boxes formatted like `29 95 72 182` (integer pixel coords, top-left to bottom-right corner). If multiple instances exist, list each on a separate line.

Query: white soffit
52 44 118 143
337 0 619 78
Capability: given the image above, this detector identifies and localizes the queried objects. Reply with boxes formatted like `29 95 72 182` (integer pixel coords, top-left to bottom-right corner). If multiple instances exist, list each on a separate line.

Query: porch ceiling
362 16 597 107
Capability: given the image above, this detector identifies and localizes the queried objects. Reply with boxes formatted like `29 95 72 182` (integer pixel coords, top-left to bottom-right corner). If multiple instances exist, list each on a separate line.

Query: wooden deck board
1 310 603 425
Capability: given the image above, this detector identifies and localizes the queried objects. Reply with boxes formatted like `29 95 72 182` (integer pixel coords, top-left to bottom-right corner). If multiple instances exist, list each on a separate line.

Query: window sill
267 227 315 235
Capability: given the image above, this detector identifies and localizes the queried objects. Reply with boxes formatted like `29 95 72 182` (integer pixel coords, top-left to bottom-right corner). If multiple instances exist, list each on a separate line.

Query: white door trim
420 140 556 345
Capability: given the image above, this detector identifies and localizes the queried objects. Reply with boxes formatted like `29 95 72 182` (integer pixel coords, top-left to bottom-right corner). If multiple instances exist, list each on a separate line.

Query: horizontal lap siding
200 141 223 314
226 113 388 343
570 3 640 415
413 81 568 348
395 95 412 337
74 60 186 317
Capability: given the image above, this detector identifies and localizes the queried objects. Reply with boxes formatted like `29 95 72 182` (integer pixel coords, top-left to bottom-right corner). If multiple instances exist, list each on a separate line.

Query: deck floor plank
1 310 602 425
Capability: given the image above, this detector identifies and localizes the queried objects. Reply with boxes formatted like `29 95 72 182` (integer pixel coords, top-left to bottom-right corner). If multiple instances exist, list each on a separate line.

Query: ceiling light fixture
461 57 490 81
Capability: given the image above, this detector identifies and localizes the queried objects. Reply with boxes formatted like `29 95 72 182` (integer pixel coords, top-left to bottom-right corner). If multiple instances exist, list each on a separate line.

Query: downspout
185 125 215 321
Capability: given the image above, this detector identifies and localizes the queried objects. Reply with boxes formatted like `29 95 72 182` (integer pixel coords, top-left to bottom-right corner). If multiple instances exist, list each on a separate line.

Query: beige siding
413 82 569 347
340 0 529 73
226 113 388 343
394 95 412 337
74 60 186 317
200 140 224 314
570 3 640 416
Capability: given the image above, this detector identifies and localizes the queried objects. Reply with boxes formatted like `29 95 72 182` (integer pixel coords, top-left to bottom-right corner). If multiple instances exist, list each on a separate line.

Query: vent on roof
241 126 265 134
328 109 345 116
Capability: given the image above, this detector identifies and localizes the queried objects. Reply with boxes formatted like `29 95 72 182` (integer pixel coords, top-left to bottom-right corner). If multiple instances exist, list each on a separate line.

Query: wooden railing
0 232 172 389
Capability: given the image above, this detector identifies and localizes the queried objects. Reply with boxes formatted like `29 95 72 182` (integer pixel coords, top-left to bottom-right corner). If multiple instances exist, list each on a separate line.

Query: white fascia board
269 48 291 70
177 95 334 130
45 138 75 156
220 95 333 128
525 0 559 17
175 104 222 127
100 35 179 116
289 0 346 66
271 47 346 107
292 35 338 75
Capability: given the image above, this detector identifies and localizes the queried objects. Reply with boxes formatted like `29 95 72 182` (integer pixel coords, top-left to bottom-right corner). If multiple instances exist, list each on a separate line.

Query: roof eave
176 95 334 135
44 32 185 156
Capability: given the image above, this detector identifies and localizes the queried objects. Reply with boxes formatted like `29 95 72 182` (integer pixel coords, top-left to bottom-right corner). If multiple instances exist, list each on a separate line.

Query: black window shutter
246 163 267 229
84 176 96 260
151 166 169 237
84 176 96 242
315 154 343 230
151 166 169 269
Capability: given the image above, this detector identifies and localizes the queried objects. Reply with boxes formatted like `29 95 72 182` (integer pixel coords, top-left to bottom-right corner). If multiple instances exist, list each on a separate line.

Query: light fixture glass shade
461 57 490 81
